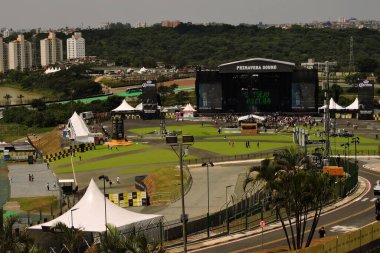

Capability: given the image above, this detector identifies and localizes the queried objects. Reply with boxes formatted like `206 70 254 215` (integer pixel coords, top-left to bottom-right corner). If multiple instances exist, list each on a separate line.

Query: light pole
351 137 360 164
98 175 109 234
166 135 194 253
202 161 214 238
70 208 79 230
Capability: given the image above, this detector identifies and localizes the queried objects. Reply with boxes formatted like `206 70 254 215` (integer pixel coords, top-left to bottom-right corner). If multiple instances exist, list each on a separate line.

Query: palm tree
252 147 335 250
51 222 84 253
17 94 25 104
3 94 12 106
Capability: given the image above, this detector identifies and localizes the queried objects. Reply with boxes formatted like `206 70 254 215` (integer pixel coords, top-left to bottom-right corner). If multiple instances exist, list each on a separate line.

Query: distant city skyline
1 0 379 30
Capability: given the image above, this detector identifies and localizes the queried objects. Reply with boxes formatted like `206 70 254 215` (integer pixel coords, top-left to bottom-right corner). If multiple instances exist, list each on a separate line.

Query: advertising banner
358 80 374 120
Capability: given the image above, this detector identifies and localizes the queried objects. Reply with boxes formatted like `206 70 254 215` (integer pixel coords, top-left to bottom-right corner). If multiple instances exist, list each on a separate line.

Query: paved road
188 158 380 253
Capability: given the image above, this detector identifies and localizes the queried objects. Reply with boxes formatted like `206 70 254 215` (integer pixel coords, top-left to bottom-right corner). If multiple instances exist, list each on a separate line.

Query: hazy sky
1 0 379 30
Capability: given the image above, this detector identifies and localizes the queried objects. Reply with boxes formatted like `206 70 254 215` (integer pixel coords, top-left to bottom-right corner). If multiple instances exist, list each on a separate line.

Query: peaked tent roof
68 112 91 138
182 103 196 112
30 179 162 232
345 97 359 110
238 114 266 122
135 103 143 111
112 100 136 112
318 98 345 110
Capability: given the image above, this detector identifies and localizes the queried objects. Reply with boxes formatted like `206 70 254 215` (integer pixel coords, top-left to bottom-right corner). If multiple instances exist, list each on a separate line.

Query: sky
1 0 379 30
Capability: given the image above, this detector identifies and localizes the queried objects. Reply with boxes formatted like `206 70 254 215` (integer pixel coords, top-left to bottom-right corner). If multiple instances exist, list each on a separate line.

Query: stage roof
218 58 295 74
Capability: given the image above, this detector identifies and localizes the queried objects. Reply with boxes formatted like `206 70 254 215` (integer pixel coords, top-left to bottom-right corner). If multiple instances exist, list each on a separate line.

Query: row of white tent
318 97 359 110
112 100 197 114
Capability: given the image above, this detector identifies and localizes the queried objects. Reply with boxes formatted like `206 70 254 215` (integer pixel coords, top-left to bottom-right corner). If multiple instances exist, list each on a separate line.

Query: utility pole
349 36 355 74
323 61 331 158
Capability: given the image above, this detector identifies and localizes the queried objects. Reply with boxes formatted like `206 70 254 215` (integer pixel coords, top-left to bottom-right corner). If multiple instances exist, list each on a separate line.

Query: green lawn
192 141 290 156
53 149 196 174
50 144 150 167
128 124 218 137
0 123 53 143
206 134 293 142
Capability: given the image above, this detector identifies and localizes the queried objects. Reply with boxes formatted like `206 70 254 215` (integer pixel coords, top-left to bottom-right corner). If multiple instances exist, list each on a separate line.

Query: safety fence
288 221 380 253
43 143 96 163
106 191 149 207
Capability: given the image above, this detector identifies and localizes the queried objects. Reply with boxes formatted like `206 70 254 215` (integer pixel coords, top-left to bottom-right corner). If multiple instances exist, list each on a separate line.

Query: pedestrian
47 162 50 169
117 176 120 184
53 182 56 189
245 141 248 149
79 155 82 161
9 176 12 183
115 147 119 151
228 140 231 146
46 183 50 191
218 127 221 134
318 227 326 238
232 141 235 147
257 142 260 148
31 174 34 182
376 134 378 140
109 181 113 188
28 174 31 182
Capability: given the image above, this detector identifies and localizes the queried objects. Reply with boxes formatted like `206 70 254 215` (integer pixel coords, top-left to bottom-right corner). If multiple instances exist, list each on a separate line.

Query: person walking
46 183 50 191
116 176 120 184
257 141 260 148
319 227 326 238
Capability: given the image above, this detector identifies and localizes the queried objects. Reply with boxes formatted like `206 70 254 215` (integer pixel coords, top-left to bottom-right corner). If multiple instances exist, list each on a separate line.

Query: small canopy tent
112 100 137 113
345 97 359 110
67 112 94 143
181 103 196 118
29 179 162 233
238 114 266 122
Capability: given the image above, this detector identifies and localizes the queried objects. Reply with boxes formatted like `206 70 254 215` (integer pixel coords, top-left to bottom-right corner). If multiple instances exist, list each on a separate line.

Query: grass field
129 124 219 137
206 134 293 142
192 141 290 156
10 196 58 213
53 149 196 174
50 144 150 167
0 123 53 143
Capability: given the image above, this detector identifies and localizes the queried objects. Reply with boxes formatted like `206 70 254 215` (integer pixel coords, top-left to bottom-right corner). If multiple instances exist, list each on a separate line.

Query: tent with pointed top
29 179 162 232
318 98 345 110
135 102 143 111
344 97 359 110
67 112 94 143
181 103 196 118
112 100 137 113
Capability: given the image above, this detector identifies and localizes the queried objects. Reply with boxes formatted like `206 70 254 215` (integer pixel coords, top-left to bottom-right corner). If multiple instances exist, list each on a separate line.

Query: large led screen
198 82 223 110
291 83 316 110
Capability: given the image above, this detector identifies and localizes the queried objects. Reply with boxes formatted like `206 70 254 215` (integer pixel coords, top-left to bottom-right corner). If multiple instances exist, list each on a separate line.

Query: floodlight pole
179 143 187 252
70 208 78 231
323 61 331 158
99 175 108 235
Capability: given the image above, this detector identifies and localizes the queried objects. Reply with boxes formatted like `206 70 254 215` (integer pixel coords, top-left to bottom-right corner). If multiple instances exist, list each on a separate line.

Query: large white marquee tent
112 100 137 113
318 97 359 111
67 112 94 143
30 179 162 232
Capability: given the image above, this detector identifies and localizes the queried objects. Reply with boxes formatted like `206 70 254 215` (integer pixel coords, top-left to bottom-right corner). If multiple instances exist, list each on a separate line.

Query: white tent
135 103 143 111
345 97 359 110
238 114 266 122
318 98 345 110
44 67 61 74
30 179 162 232
67 112 94 143
182 103 196 118
112 100 136 113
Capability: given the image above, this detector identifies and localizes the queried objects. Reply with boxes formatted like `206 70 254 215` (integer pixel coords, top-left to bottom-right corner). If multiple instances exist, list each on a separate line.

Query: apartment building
40 32 63 66
0 37 8 73
8 34 33 71
67 32 85 59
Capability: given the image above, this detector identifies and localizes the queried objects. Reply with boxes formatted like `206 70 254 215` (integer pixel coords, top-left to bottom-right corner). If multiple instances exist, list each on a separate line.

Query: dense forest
5 24 380 69
80 24 380 68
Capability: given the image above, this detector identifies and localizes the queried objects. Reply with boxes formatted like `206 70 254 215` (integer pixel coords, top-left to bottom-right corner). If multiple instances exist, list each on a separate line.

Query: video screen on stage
358 80 374 120
291 83 316 110
198 82 223 110
141 80 158 114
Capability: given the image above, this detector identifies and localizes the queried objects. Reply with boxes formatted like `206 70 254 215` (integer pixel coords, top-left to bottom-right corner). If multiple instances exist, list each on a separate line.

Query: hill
79 24 380 68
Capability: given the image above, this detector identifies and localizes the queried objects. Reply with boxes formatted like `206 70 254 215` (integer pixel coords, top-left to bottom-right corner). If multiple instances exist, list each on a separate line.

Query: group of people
262 115 317 130
28 174 35 182
46 182 57 191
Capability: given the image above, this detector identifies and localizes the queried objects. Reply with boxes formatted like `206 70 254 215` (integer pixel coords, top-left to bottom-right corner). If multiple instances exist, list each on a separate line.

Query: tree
251 147 335 250
3 94 12 106
17 94 25 104
51 222 84 253
30 99 47 111
330 84 343 102
357 58 379 73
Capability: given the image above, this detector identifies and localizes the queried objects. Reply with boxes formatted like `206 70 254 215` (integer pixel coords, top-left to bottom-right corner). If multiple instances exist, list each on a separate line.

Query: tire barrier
43 143 96 163
374 114 380 121
106 191 149 207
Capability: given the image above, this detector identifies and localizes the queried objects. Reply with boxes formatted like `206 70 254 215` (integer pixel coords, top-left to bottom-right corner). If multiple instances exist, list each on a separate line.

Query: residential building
8 34 33 71
0 37 8 73
67 32 85 59
3 29 14 38
40 32 63 66
161 20 182 28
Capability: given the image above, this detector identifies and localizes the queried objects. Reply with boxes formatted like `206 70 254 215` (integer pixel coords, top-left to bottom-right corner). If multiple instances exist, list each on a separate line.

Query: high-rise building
0 37 9 73
40 32 63 66
8 34 33 71
67 32 85 59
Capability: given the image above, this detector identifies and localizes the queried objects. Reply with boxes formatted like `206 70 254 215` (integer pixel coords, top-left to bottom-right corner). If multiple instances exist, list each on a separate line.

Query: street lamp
351 137 360 164
202 161 214 238
70 208 79 230
166 135 194 253
98 175 109 234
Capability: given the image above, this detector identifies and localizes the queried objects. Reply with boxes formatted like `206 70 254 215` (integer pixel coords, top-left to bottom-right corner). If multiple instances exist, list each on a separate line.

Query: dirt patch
157 78 195 87
29 127 62 154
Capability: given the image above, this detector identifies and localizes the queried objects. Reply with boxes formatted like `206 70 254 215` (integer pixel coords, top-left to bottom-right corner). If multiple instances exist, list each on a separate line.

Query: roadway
189 158 380 253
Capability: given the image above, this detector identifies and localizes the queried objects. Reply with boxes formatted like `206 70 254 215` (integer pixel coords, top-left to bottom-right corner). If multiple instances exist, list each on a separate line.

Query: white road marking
361 198 369 202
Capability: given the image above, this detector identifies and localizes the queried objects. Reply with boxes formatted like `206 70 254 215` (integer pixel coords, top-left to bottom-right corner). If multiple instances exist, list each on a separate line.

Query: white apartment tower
0 37 8 73
8 34 33 71
67 32 85 59
40 32 63 66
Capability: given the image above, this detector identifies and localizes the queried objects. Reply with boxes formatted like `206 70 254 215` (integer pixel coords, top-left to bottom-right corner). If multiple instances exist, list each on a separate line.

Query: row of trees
0 216 164 253
0 65 102 100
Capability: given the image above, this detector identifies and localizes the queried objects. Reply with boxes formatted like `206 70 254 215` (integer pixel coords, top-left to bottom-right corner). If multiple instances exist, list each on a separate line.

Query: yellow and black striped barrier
43 143 96 163
106 191 149 207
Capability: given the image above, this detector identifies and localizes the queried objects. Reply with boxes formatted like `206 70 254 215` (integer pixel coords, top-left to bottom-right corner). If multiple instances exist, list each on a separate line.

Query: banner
358 80 374 120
